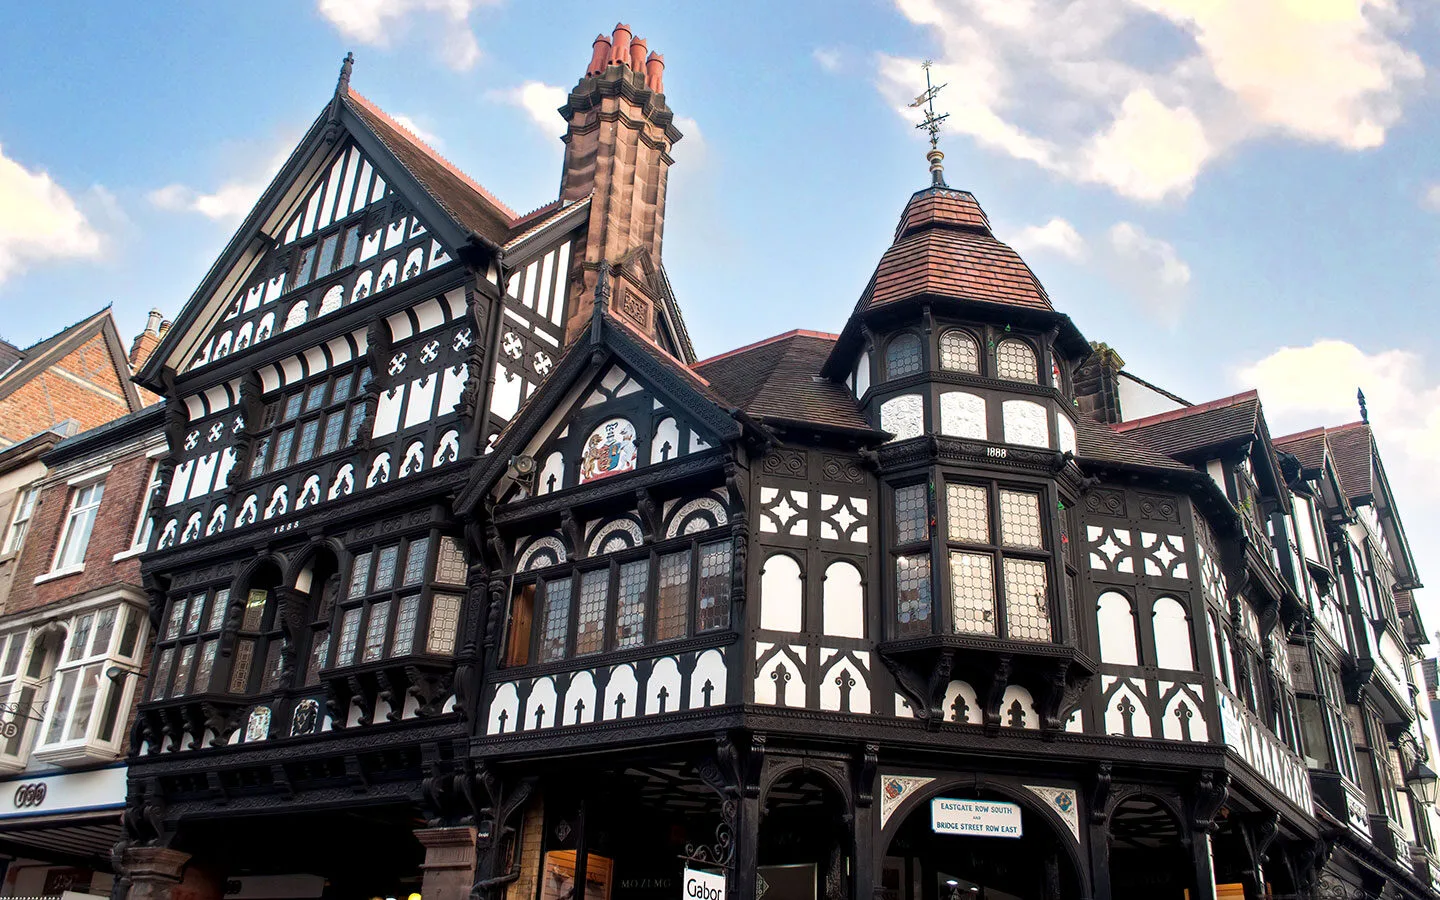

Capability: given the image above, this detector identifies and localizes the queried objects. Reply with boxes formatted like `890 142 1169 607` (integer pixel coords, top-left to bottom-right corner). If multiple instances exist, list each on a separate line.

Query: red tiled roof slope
695 332 873 433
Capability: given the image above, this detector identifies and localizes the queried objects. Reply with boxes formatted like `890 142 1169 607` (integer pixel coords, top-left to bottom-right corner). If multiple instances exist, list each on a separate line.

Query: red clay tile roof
1114 390 1261 457
1075 417 1193 473
861 187 1052 314
1324 422 1375 501
1273 426 1328 472
694 331 874 433
346 91 518 244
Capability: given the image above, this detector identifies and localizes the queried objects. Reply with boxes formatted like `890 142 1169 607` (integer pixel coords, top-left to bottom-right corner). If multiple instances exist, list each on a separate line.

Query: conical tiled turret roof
863 185 1053 314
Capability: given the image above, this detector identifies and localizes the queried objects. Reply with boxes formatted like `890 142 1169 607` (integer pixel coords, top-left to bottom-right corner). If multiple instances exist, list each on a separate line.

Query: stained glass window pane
656 552 690 641
696 541 732 632
261 640 285 692
241 590 268 631
950 552 996 636
363 601 391 662
614 561 649 649
269 428 294 472
885 334 923 379
575 570 609 656
894 484 929 545
1003 558 1051 641
305 383 327 413
895 554 932 638
165 602 185 639
946 484 989 544
540 579 572 662
229 639 255 692
995 340 1038 382
321 413 345 456
171 646 196 699
195 640 217 693
999 490 1044 549
403 538 429 586
207 589 230 632
435 536 467 584
295 419 321 464
152 649 175 700
374 546 399 592
184 595 204 635
284 393 304 421
336 608 362 666
349 552 373 598
427 594 462 655
306 631 329 684
331 373 353 403
939 331 979 373
392 595 420 656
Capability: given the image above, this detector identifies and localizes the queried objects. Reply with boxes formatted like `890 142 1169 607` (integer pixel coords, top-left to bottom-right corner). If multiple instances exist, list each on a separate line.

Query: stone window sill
34 566 83 585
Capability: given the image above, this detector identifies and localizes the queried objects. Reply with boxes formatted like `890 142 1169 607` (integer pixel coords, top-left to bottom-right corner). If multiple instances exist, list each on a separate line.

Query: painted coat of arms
580 418 638 483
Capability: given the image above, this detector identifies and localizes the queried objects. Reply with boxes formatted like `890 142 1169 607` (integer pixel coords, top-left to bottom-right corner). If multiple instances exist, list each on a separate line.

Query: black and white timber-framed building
113 22 1440 900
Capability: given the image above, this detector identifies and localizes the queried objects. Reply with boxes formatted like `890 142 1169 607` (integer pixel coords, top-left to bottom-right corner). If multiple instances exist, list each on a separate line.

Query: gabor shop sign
683 868 725 900
930 797 1023 839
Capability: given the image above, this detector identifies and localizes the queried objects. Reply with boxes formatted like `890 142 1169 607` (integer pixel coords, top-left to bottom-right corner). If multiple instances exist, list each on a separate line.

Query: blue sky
3 0 1440 625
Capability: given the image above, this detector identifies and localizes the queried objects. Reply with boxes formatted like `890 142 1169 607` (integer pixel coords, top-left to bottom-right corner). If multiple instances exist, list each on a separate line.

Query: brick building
0 402 163 896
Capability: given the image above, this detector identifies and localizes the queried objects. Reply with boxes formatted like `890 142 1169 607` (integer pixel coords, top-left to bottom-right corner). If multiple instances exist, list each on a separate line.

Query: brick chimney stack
129 309 167 370
1074 342 1126 424
560 23 684 344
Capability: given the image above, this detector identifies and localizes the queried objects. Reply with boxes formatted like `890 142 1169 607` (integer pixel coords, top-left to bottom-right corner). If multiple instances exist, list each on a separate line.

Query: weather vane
908 60 949 185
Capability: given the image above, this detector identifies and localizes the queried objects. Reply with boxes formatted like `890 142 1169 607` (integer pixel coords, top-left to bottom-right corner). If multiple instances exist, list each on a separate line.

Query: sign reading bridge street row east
682 868 725 900
930 798 1023 839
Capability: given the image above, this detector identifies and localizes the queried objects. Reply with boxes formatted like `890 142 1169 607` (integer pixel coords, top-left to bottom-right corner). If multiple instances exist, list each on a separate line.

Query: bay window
150 587 230 699
32 602 144 764
504 533 732 668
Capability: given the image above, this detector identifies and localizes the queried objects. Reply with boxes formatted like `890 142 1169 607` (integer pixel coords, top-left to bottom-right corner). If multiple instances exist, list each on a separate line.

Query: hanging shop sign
930 798 1023 839
683 868 725 900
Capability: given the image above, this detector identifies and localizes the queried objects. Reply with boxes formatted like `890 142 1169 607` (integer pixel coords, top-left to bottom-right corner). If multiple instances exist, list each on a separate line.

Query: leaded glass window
950 552 996 635
241 590 267 631
229 641 255 692
428 595 461 655
195 640 218 693
349 551 373 598
435 536 467 584
575 571 609 656
403 538 429 586
614 561 649 648
885 334 923 380
363 600 391 662
697 541 732 632
895 554 932 638
946 484 989 543
539 580 572 662
164 602 185 640
335 608 362 667
1003 558 1051 641
183 596 204 635
939 330 980 373
331 532 458 669
244 363 372 481
999 490 1043 548
392 596 420 656
373 546 399 592
894 484 929 545
995 339 1038 382
657 552 690 641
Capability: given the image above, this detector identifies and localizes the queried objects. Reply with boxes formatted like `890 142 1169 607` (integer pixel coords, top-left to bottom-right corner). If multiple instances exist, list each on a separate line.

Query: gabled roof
1323 422 1376 503
1074 417 1193 474
1114 390 1261 457
694 331 876 435
1273 425 1329 473
457 298 747 513
0 307 142 412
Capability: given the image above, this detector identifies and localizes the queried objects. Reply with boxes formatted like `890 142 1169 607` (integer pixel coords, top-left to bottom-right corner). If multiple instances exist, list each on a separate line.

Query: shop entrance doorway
881 791 1079 900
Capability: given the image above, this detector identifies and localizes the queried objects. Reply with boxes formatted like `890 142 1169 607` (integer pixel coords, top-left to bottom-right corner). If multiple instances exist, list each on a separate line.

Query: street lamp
1407 759 1440 805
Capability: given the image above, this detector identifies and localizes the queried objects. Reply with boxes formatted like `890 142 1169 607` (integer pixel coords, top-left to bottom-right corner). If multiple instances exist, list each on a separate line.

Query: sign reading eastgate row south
683 868 725 900
930 798 1024 838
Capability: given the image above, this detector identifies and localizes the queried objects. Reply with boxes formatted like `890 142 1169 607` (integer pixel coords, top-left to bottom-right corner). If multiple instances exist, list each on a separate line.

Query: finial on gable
338 52 355 95
1357 388 1369 424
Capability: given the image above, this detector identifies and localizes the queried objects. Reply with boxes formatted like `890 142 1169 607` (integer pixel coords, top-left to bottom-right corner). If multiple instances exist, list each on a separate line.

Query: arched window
938 330 980 373
884 334 923 380
995 339 1038 383
1096 591 1139 665
228 564 284 695
822 561 865 638
1152 597 1195 670
760 554 804 632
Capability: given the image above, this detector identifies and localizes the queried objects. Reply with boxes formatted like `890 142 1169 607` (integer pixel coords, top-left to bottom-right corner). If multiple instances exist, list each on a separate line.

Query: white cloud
390 113 444 149
877 0 1423 202
0 143 105 285
1422 182 1440 212
487 82 569 138
813 48 843 73
148 144 293 223
1010 217 1086 260
316 0 493 71
1103 222 1191 324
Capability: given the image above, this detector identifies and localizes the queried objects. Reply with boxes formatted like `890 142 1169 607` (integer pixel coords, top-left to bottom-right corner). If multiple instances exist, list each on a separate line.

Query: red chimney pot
629 36 648 73
587 34 611 76
609 23 632 68
645 52 665 92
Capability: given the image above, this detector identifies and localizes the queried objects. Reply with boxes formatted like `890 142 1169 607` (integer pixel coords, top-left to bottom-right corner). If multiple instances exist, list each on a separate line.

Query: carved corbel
857 743 879 808
1039 659 1072 734
406 666 455 717
559 510 582 560
1191 770 1229 833
983 655 1014 735
1089 763 1114 826
375 669 402 723
201 702 245 747
636 488 660 542
743 733 767 799
724 459 747 521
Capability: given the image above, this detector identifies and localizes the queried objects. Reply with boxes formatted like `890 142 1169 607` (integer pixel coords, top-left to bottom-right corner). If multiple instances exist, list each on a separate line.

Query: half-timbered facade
114 23 1440 900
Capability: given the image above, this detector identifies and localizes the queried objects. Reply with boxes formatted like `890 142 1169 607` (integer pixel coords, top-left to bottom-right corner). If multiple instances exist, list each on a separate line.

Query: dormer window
995 339 1038 383
885 334 923 380
938 330 980 374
